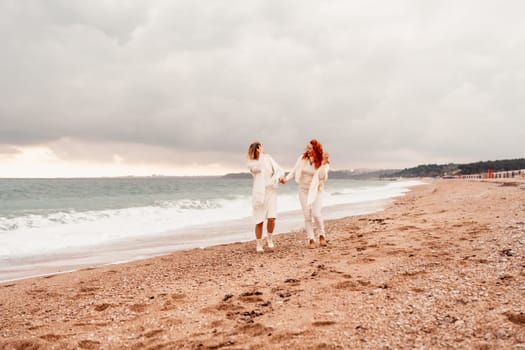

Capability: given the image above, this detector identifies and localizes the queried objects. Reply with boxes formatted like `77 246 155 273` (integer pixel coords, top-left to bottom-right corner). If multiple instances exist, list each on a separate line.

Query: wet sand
1 179 524 349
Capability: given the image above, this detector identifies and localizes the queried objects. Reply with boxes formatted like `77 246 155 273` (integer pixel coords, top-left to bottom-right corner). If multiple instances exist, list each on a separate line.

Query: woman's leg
312 192 326 245
255 222 264 252
255 222 263 239
299 188 315 247
267 218 275 233
265 188 277 248
266 218 275 248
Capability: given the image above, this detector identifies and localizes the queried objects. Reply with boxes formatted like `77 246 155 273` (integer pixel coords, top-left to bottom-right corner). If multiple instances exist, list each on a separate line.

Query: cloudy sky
1 1 524 177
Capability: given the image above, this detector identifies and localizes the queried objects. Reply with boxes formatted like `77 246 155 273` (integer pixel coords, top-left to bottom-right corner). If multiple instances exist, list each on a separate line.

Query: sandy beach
1 179 524 349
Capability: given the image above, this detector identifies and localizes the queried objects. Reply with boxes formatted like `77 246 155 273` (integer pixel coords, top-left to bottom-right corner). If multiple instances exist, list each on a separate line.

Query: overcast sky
1 1 524 177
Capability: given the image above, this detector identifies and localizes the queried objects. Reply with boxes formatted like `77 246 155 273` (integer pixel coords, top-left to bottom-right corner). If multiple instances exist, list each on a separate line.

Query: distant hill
224 158 525 180
391 158 525 178
222 172 252 179
328 169 400 179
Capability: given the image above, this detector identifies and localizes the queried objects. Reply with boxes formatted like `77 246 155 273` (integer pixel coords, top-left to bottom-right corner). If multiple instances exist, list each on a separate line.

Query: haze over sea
0 177 422 281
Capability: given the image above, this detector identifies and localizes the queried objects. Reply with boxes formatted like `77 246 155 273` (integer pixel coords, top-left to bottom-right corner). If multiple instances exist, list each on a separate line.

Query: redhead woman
247 142 284 253
280 139 330 249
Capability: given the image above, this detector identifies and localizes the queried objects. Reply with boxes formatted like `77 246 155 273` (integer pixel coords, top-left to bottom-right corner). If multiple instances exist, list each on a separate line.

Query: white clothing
285 156 329 204
248 154 284 224
248 160 265 207
252 186 277 224
299 163 315 190
299 187 324 240
285 156 329 239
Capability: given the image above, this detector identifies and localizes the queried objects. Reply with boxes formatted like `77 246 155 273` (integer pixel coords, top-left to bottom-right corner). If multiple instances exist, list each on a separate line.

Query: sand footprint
78 340 101 349
239 291 264 303
162 292 187 311
284 278 301 286
143 329 164 338
505 312 525 325
94 303 112 312
312 320 337 327
236 322 273 336
129 304 147 313
271 330 307 343
39 334 62 342
333 279 371 291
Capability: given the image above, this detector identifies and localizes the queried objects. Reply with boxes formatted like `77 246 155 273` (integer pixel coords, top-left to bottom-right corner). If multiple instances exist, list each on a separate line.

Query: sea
0 177 423 282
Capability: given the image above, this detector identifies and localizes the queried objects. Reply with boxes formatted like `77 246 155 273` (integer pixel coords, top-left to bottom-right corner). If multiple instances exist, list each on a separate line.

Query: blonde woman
280 139 330 249
247 142 284 253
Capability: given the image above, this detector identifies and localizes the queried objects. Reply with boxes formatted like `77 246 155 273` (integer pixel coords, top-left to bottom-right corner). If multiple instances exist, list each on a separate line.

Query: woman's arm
268 155 284 179
318 163 330 181
247 160 261 174
283 156 302 182
269 157 282 187
318 152 330 180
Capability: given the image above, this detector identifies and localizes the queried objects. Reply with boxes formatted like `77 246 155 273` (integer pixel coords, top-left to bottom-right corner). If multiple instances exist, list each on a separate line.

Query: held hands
278 152 328 184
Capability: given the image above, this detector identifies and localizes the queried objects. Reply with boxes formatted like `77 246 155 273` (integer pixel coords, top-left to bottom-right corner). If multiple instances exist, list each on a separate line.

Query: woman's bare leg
266 218 276 248
255 222 264 252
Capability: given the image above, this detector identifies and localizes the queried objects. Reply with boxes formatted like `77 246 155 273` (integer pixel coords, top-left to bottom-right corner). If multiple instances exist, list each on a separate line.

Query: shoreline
0 193 398 283
1 180 524 349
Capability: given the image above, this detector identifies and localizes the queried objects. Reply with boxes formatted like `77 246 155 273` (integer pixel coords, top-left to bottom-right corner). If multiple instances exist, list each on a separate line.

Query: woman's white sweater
285 156 329 205
248 154 283 207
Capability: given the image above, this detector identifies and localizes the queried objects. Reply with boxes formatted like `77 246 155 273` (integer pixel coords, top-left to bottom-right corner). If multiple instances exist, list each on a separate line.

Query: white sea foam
0 198 252 258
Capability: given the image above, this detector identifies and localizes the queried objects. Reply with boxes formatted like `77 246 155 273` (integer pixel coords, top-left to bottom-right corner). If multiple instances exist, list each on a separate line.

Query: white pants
298 187 325 240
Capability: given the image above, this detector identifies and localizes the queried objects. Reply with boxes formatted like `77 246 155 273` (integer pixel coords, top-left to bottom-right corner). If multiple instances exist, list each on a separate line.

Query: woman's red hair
302 139 324 169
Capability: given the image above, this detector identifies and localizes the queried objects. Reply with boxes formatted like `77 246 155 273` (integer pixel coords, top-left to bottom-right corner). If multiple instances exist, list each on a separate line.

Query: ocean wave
0 211 108 232
0 198 253 258
0 198 226 232
154 199 221 210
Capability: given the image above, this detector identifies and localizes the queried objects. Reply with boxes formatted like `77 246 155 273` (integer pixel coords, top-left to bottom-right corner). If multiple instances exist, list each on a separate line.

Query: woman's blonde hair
247 142 261 160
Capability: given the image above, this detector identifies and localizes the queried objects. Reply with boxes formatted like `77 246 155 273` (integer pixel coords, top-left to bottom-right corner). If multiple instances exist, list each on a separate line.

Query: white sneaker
267 239 274 249
256 242 264 253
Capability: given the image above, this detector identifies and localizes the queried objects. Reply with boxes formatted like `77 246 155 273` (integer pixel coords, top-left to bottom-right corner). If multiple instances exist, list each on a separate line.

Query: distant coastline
224 157 525 180
223 169 400 180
